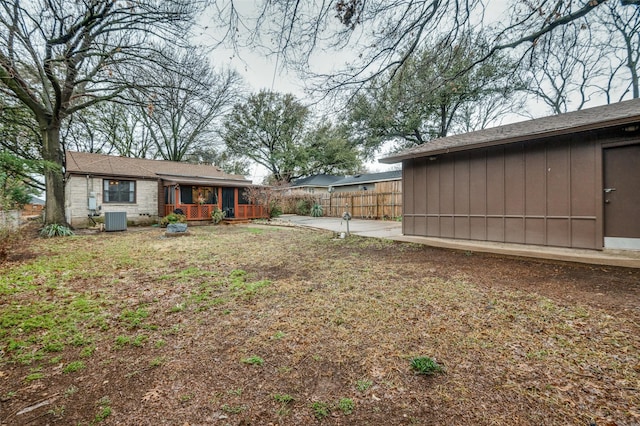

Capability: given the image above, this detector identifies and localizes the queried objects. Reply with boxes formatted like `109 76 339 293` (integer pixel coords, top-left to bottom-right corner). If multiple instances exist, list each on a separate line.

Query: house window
103 179 135 203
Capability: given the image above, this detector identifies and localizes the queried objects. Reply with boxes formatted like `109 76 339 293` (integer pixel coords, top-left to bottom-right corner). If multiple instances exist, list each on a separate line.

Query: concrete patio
270 215 640 268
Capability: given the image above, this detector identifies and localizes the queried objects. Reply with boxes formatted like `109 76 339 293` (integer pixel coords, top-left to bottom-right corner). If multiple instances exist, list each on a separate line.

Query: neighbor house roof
66 151 250 184
331 170 402 187
381 98 640 163
290 174 343 188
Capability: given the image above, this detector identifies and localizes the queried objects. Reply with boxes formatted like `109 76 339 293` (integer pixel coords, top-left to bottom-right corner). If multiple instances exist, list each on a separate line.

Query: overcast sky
194 1 562 182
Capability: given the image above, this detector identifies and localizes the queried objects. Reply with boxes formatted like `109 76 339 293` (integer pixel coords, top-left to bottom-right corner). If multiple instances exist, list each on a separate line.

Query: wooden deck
164 204 267 221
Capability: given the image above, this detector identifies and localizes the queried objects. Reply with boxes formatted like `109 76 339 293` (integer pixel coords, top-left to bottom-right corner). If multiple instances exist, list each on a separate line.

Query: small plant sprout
337 398 355 415
356 379 373 392
273 394 294 403
410 356 443 375
241 355 264 366
63 360 86 373
149 357 164 367
310 401 330 420
271 331 286 340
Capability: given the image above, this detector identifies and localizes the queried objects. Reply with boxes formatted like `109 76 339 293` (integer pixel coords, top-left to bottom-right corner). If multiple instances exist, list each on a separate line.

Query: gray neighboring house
381 99 640 251
288 175 344 193
329 170 402 193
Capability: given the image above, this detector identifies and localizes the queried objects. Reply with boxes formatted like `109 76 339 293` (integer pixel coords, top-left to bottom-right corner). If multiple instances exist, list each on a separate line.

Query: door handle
603 188 616 193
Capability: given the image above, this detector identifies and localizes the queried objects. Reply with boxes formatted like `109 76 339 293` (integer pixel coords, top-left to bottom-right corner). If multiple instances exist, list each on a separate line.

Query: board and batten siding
402 135 601 249
65 175 160 227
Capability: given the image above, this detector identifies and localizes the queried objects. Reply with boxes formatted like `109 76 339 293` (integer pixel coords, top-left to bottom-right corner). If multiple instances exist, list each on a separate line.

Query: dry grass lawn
0 224 639 425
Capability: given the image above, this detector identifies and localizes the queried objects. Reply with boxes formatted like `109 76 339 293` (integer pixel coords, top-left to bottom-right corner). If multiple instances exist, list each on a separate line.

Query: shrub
310 203 323 217
40 224 74 238
159 213 186 227
410 356 442 375
295 199 312 216
211 207 226 225
269 202 282 218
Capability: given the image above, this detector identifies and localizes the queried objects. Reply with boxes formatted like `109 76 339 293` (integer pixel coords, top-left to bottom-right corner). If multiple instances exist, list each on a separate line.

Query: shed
381 99 640 250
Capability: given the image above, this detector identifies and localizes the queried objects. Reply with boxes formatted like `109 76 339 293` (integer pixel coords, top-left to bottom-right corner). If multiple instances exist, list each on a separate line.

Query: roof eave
380 115 640 163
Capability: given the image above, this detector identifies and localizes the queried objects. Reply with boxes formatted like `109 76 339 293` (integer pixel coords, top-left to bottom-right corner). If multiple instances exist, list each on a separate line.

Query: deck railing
164 204 267 221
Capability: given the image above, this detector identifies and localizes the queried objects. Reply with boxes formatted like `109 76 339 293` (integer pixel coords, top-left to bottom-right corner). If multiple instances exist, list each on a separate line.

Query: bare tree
598 0 640 100
0 1 207 225
210 0 623 94
133 47 243 162
521 21 609 114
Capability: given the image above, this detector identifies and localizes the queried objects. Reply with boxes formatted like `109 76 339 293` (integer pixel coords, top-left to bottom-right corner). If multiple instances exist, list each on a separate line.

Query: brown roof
65 151 249 184
380 98 640 163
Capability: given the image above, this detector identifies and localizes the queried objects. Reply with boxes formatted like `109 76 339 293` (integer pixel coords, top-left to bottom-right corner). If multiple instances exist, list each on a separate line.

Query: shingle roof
381 98 640 163
66 151 249 183
331 170 402 186
290 174 343 187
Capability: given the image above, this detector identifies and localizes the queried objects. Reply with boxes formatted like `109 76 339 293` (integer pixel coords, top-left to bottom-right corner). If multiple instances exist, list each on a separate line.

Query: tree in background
62 101 156 159
0 0 207 225
222 91 310 183
301 121 362 176
0 152 40 210
348 34 522 151
133 47 243 162
185 147 252 176
0 97 45 193
223 91 365 182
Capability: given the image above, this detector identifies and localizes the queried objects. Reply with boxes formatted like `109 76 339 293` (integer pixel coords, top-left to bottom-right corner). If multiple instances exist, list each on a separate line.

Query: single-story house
381 99 640 251
329 170 402 193
65 151 266 228
288 174 343 193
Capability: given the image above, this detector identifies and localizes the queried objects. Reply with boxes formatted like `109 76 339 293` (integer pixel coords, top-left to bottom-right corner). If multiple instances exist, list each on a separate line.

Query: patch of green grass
3 391 17 399
155 339 166 348
131 334 148 347
178 393 194 403
227 388 243 396
0 288 106 364
149 357 164 367
311 401 330 420
63 361 86 373
241 355 264 366
274 393 294 403
92 397 111 424
119 307 149 328
227 269 270 298
81 345 96 357
221 404 246 414
24 372 44 382
356 379 372 392
114 335 130 349
410 356 443 375
337 398 355 414
271 331 286 340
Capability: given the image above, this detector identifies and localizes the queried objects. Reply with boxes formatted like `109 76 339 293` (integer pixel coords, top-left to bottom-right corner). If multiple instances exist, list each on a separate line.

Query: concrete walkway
271 215 640 268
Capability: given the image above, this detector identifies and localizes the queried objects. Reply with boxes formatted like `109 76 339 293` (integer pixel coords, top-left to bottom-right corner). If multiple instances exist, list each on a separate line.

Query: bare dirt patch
1 224 638 425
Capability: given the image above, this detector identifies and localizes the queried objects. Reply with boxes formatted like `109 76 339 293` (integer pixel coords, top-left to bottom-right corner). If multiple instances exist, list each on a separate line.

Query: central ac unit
104 212 127 232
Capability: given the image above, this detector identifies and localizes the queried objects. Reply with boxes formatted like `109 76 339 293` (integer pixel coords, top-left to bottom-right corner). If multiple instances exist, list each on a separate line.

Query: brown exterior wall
403 134 603 249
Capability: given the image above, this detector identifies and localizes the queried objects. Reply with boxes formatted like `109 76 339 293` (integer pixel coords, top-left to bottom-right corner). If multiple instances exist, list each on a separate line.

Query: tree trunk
41 125 68 226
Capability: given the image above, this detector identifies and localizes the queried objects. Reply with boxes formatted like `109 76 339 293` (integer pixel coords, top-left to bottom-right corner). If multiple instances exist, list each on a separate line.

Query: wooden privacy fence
317 191 402 219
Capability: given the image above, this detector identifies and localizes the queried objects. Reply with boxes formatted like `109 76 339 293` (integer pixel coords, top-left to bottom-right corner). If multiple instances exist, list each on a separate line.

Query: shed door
603 144 640 249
